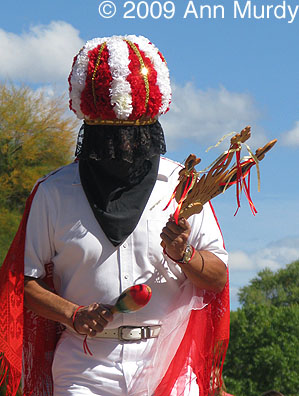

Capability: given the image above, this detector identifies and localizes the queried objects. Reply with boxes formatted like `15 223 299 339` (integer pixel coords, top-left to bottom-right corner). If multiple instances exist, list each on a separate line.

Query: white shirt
24 157 228 395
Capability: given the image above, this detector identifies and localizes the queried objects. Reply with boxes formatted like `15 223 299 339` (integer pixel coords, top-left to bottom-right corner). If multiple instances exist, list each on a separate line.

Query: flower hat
68 35 171 125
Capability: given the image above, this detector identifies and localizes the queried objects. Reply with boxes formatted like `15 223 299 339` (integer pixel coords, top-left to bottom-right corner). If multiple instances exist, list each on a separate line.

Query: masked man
0 35 229 396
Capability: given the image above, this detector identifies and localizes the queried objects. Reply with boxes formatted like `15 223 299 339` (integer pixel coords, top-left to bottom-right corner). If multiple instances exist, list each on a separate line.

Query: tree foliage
0 83 79 263
0 208 21 264
0 83 78 211
238 261 299 307
224 261 299 396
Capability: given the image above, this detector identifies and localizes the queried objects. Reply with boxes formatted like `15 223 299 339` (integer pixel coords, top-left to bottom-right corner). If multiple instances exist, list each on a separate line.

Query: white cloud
32 85 56 99
161 82 267 149
229 237 299 309
228 236 299 272
0 21 84 83
281 121 299 147
229 250 254 271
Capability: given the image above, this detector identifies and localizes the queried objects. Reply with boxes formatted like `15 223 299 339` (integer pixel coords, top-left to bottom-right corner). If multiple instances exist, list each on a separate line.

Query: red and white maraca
111 284 152 314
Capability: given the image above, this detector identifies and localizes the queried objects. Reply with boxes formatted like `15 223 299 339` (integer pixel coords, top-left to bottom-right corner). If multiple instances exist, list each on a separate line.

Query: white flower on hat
68 34 171 124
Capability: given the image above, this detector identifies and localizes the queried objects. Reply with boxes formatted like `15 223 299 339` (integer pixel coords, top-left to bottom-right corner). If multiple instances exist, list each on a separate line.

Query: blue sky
1 0 298 309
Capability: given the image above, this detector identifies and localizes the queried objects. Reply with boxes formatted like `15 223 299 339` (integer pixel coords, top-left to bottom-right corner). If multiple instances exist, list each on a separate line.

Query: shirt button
124 274 129 280
123 243 128 248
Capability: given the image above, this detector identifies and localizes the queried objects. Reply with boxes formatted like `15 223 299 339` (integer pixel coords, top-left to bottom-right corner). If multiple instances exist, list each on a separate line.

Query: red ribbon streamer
219 157 257 216
164 172 195 224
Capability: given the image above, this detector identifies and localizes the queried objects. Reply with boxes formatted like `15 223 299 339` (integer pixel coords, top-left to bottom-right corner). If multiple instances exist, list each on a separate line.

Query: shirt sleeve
24 183 55 279
189 202 228 266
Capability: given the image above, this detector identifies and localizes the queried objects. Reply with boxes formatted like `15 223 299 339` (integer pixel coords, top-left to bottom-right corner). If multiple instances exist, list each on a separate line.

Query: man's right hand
72 303 113 337
24 277 113 336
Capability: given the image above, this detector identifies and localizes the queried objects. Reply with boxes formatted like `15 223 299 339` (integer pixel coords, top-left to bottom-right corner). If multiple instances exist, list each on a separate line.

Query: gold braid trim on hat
124 39 150 111
92 42 107 107
84 118 157 126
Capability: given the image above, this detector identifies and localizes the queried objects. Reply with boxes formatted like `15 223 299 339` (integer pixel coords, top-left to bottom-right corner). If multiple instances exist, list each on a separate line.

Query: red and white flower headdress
68 35 171 125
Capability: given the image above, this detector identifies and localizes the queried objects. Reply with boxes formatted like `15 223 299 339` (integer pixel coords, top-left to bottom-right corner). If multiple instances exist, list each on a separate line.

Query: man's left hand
160 217 191 261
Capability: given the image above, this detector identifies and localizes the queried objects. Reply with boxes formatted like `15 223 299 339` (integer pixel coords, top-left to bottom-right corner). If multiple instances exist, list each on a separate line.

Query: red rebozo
0 178 61 396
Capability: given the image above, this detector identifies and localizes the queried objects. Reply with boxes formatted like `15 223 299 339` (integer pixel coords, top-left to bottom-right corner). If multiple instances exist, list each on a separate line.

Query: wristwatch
177 244 194 264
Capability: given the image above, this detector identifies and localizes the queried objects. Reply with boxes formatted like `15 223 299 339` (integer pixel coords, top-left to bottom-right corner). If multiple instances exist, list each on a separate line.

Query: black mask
79 155 160 246
76 122 166 246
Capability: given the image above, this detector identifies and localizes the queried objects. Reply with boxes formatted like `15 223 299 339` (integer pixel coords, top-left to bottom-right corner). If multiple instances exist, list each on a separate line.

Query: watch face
183 244 193 263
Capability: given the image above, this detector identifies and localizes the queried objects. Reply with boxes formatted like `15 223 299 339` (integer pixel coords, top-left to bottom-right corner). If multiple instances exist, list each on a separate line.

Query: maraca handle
110 306 118 314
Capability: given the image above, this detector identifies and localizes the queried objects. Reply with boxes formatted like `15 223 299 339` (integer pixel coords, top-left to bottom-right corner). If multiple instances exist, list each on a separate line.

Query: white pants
52 331 199 396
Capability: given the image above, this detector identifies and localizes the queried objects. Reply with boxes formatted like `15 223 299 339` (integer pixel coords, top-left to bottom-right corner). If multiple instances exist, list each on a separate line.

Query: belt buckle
118 326 150 341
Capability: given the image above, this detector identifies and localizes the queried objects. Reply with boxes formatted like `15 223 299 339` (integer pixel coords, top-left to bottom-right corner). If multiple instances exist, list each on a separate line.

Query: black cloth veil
76 121 166 246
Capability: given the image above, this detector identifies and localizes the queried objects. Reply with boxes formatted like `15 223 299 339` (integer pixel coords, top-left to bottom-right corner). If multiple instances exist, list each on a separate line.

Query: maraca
110 284 152 314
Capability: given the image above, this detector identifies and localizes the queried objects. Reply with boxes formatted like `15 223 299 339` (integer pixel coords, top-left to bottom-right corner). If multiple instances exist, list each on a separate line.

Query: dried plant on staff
166 126 277 223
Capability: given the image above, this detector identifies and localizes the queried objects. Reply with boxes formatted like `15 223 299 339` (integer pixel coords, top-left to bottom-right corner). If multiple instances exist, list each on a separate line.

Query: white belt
95 325 161 341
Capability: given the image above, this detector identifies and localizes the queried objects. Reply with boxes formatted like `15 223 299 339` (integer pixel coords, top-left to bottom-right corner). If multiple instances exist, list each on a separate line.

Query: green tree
0 83 79 263
0 208 21 264
224 261 299 396
238 261 299 307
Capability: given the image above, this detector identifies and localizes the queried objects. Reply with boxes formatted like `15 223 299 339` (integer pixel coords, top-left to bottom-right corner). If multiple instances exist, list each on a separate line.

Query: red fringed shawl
0 181 61 396
0 182 229 396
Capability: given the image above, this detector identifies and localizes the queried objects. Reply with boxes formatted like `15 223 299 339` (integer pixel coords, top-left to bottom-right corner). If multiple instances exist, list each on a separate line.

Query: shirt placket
119 236 133 292
118 235 142 390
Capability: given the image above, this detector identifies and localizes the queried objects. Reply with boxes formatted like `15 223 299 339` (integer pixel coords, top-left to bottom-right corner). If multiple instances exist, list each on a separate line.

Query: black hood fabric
79 155 160 246
75 121 166 163
76 122 166 246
